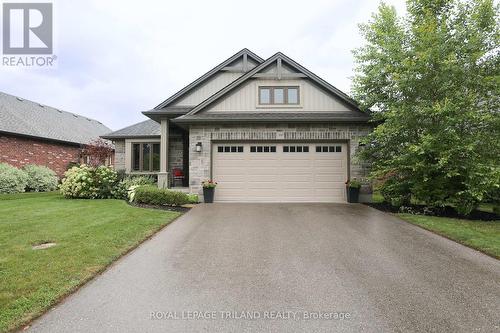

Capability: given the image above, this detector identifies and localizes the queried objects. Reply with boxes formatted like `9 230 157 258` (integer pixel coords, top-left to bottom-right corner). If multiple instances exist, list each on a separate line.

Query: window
315 145 342 153
218 146 243 153
283 145 309 153
287 87 299 104
132 144 140 170
131 142 160 172
274 88 284 104
259 86 300 105
250 145 276 153
259 88 271 104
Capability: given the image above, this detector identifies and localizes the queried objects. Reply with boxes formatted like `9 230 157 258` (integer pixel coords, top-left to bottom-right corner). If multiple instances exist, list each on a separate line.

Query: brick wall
0 134 81 177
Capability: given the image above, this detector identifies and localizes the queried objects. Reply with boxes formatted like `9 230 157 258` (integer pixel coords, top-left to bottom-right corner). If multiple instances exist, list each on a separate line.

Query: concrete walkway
27 203 500 332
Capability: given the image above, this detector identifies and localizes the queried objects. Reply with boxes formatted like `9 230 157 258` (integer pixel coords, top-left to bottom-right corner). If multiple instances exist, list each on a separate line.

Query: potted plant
202 180 217 203
345 178 361 203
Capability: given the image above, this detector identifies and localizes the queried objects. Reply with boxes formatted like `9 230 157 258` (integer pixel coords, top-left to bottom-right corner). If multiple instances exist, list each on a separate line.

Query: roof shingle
0 92 111 145
100 119 160 139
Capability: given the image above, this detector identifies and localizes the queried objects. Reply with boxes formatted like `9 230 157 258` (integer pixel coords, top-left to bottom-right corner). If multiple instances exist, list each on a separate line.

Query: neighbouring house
0 92 112 177
102 49 373 202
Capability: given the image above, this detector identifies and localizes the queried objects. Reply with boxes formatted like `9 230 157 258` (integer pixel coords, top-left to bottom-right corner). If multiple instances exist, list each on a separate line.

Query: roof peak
152 48 264 110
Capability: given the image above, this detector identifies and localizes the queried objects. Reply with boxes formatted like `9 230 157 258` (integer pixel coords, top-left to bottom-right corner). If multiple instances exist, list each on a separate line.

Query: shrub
187 194 199 204
0 163 28 194
133 186 190 206
23 165 58 192
122 175 156 188
113 175 157 200
60 165 119 199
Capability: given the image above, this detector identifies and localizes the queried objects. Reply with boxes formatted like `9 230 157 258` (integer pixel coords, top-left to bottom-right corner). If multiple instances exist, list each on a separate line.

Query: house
0 92 112 177
102 49 372 202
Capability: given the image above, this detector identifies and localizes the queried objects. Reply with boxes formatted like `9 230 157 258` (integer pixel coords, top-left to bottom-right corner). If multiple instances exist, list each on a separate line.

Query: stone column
158 118 169 188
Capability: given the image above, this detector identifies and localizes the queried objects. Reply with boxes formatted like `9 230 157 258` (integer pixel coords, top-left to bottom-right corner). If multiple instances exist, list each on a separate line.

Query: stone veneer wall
188 123 372 196
113 140 126 170
168 138 183 171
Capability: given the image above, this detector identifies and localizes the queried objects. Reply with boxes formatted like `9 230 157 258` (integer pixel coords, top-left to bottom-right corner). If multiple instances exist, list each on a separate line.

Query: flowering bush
0 163 28 194
23 164 58 192
60 165 119 199
201 180 217 188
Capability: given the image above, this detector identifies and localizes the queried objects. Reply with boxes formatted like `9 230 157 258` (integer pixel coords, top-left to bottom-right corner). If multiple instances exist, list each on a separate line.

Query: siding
172 58 258 107
205 78 352 112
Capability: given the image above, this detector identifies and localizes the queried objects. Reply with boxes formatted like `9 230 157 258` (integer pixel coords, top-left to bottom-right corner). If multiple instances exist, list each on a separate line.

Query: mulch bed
364 202 499 221
128 202 192 213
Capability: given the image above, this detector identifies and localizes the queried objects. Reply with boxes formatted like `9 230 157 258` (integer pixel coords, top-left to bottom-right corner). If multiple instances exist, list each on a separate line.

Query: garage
212 142 348 202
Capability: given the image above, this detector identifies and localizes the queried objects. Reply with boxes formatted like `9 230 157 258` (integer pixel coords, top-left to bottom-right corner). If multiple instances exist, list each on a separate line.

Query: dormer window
259 86 300 105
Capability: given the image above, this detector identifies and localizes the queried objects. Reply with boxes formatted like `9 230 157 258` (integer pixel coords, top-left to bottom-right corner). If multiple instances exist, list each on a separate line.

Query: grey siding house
102 49 372 202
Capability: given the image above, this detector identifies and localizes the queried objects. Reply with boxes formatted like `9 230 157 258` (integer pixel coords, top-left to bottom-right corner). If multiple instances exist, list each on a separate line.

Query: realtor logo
2 3 53 54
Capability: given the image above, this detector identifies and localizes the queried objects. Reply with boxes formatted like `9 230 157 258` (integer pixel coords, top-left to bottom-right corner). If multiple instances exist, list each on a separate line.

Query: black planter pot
346 186 360 203
203 187 215 203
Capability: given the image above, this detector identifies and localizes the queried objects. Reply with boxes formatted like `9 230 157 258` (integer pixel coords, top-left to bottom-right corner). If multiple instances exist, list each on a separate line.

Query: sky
0 0 406 131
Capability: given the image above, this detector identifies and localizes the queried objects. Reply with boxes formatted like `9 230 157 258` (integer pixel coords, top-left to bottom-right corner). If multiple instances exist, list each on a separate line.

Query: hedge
133 186 191 206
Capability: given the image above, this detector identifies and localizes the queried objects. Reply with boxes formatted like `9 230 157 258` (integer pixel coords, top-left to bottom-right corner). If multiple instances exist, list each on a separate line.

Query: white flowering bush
60 165 119 199
23 164 58 192
0 163 28 194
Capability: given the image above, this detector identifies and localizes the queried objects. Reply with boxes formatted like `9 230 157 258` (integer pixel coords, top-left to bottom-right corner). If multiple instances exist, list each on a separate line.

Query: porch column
158 118 169 188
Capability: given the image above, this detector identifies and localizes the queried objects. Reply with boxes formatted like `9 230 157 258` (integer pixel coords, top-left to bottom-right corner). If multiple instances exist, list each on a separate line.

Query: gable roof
101 119 160 139
178 52 366 119
148 48 264 112
0 91 111 145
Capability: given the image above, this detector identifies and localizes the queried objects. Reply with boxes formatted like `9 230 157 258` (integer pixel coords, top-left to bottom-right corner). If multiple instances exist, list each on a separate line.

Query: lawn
397 214 500 259
0 192 180 333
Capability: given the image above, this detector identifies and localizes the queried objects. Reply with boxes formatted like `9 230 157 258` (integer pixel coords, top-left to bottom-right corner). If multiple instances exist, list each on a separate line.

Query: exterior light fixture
195 142 202 152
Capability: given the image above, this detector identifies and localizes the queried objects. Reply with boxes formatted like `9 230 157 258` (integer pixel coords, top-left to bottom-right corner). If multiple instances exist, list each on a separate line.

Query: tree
82 139 114 168
352 0 500 214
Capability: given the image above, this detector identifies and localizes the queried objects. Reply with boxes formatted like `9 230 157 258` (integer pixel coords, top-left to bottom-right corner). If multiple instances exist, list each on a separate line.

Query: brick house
0 92 111 177
102 49 373 202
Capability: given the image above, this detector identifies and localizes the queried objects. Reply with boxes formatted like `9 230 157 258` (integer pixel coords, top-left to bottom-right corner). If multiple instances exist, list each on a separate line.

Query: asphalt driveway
27 203 500 332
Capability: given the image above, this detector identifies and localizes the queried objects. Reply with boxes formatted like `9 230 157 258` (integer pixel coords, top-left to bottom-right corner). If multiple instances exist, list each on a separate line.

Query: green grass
398 214 500 259
0 192 180 332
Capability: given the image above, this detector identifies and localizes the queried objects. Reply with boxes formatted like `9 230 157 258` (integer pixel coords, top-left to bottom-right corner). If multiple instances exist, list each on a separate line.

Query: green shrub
187 193 199 204
133 186 190 206
0 163 28 194
23 165 58 192
112 175 157 200
122 175 156 188
60 165 119 199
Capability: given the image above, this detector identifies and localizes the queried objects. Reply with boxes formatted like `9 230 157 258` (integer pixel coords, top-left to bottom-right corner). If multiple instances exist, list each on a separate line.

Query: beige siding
172 58 258 107
261 62 297 74
205 78 351 112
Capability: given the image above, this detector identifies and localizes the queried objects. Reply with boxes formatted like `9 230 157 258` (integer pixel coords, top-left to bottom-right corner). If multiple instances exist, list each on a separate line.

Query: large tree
352 0 499 214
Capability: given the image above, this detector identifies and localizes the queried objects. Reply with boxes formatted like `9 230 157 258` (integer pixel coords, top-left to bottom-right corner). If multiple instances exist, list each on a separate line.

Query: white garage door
212 142 348 202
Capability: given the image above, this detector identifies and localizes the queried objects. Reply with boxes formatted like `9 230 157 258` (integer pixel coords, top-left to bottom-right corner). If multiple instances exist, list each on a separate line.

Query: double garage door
212 142 348 202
